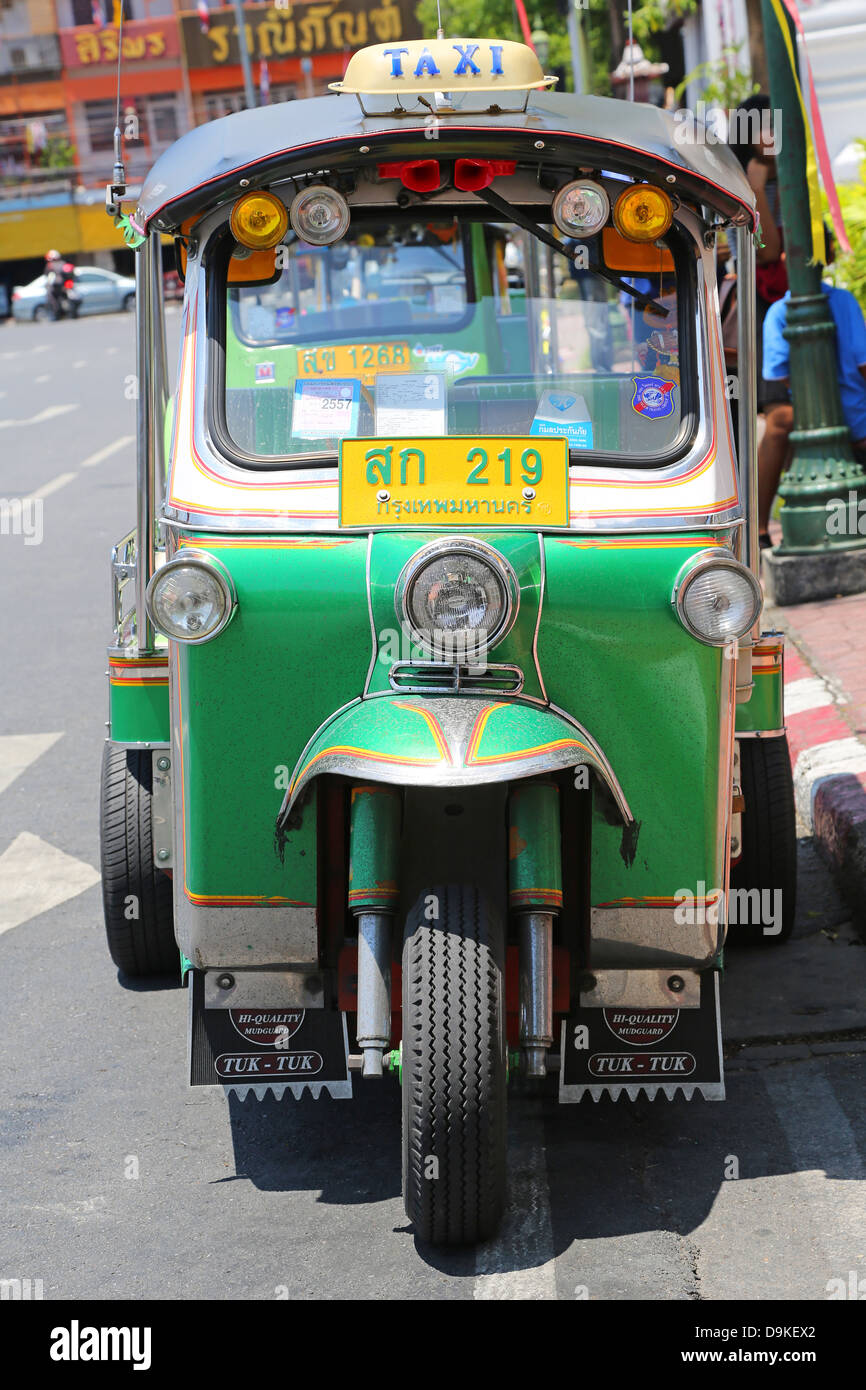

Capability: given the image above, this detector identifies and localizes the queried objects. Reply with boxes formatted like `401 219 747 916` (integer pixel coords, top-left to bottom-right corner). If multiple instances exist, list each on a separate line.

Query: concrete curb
775 637 866 927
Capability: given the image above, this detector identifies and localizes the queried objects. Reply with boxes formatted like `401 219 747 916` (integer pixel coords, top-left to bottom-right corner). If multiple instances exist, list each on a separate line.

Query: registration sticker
292 378 360 439
631 375 676 419
255 361 275 384
531 390 593 449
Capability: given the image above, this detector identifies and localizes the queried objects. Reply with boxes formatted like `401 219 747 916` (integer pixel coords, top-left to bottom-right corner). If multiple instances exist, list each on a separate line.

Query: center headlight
397 538 518 659
673 551 762 645
145 550 236 644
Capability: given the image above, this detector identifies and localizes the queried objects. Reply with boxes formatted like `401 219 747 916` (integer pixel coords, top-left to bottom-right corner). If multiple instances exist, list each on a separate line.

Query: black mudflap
559 971 724 1102
188 971 352 1100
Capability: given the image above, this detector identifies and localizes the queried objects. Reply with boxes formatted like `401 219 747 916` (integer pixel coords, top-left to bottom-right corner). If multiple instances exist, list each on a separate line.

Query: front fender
277 695 632 826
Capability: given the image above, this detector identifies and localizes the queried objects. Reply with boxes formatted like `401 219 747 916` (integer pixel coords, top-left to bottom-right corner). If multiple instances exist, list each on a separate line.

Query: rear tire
100 743 177 976
33 304 50 322
122 294 134 313
402 884 506 1245
729 736 797 945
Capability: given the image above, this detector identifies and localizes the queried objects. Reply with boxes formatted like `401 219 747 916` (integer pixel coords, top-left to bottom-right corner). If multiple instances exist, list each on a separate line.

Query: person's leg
757 401 793 538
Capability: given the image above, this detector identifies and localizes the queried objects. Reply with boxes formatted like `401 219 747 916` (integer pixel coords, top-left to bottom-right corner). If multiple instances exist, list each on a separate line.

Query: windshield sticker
631 375 676 420
275 307 295 331
255 361 275 385
530 390 593 448
375 371 447 436
292 378 360 439
412 343 480 376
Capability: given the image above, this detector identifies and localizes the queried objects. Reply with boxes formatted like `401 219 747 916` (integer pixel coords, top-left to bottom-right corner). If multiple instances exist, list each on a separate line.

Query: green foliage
676 45 759 107
415 0 669 98
37 136 76 170
632 0 697 44
824 141 866 312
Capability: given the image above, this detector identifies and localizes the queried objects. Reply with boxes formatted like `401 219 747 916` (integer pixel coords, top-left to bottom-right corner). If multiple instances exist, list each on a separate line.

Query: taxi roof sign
330 39 557 101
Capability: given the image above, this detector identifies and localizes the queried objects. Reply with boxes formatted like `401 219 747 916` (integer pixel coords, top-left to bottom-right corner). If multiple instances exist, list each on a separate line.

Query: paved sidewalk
764 579 866 924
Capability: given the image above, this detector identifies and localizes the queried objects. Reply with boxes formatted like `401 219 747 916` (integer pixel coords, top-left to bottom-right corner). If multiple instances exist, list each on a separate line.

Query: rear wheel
122 293 134 313
100 743 177 976
33 304 51 322
729 736 797 945
402 884 506 1245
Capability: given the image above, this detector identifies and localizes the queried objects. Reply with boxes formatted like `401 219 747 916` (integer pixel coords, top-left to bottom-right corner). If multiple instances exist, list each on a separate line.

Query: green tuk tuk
101 36 796 1246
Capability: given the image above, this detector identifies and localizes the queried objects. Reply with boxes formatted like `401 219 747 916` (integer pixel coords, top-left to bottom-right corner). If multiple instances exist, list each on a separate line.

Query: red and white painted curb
783 643 866 899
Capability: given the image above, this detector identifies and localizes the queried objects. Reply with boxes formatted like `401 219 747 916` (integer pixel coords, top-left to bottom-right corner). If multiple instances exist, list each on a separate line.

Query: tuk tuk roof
138 91 756 235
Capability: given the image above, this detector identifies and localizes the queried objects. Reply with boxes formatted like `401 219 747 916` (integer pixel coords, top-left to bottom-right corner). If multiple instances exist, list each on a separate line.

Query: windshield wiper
473 186 670 317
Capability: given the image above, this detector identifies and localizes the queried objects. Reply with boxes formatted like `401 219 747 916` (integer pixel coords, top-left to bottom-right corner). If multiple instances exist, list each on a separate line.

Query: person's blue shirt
763 283 866 441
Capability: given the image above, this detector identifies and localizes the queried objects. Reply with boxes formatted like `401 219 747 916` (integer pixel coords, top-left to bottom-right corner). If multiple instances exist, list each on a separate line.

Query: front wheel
729 736 797 945
402 884 507 1245
100 743 177 976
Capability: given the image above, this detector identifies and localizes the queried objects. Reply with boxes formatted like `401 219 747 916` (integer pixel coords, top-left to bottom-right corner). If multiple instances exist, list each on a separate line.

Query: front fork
347 778 563 1080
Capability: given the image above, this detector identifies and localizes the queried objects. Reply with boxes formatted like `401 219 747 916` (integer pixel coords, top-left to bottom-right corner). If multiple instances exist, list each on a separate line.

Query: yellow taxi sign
330 39 557 97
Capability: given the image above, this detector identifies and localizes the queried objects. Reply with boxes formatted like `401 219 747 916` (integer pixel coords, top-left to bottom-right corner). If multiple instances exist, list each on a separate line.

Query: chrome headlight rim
145 548 237 645
672 549 763 647
395 536 520 659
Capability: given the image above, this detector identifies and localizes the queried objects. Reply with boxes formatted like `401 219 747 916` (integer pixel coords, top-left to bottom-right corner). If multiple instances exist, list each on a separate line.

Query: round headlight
146 551 236 644
613 184 673 243
674 553 762 646
229 191 288 250
552 179 610 238
397 538 517 659
289 185 350 245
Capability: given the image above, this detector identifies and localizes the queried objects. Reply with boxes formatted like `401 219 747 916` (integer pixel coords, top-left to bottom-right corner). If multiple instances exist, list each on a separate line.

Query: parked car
12 266 136 321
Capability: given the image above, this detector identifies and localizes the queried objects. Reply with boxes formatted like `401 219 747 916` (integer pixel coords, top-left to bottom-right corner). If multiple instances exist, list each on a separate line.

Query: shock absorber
508 780 562 1078
348 784 401 1079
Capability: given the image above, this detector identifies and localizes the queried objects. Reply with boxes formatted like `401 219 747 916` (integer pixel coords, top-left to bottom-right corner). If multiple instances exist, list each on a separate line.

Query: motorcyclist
44 250 78 319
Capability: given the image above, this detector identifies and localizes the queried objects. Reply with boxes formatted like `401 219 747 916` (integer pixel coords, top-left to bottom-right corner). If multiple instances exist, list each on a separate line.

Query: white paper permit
530 390 594 449
292 378 360 439
375 371 447 436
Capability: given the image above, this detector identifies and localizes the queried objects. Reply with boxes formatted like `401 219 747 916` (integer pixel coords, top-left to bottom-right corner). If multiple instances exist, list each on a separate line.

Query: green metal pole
760 0 866 555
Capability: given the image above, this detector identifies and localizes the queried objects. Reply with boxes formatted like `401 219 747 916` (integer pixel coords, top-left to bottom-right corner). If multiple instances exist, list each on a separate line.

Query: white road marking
785 676 834 716
0 733 63 798
34 374 51 384
106 346 118 355
30 471 77 500
0 404 78 430
81 435 134 468
32 344 51 354
794 737 866 828
73 360 86 368
474 1106 558 1299
0 832 100 937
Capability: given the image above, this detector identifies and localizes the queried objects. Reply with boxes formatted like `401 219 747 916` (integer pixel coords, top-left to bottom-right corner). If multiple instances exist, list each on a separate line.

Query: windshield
219 216 689 465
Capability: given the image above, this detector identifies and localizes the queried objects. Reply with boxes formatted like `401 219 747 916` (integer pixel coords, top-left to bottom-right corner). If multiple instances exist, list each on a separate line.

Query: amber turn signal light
613 184 673 243
230 191 288 250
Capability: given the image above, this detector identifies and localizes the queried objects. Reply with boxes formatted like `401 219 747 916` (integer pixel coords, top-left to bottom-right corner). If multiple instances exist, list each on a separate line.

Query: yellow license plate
297 342 411 380
339 436 570 528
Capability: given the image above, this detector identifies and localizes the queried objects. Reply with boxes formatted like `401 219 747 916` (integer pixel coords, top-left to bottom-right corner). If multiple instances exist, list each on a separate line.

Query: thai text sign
60 18 181 68
181 0 420 68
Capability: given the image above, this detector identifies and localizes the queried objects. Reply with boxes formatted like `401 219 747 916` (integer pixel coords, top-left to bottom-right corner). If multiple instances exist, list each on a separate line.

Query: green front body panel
175 529 728 914
176 537 370 903
539 536 729 907
109 681 171 744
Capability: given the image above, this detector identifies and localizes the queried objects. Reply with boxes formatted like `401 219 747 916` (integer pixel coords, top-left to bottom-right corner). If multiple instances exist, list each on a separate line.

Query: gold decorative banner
180 0 420 69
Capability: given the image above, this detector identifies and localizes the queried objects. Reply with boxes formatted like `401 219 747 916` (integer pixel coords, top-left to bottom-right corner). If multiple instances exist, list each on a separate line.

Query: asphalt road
1 310 865 1302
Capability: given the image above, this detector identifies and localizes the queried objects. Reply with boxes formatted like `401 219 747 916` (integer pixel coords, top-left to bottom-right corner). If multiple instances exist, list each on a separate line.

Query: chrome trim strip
533 531 548 704
736 226 759 585
388 661 525 695
362 530 377 697
736 727 787 739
